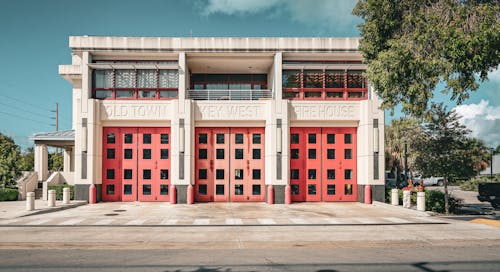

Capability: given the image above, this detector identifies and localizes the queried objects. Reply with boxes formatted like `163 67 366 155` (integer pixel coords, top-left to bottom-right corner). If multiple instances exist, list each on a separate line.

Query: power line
0 102 53 121
0 110 52 126
0 94 52 112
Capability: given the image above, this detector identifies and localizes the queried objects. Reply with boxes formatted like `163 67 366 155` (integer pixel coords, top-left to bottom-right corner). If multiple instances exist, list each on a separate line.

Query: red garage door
290 127 357 202
195 128 265 202
102 127 170 202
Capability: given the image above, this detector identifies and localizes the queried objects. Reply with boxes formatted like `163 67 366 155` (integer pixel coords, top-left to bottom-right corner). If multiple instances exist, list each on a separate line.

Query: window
291 133 299 144
107 133 115 144
252 149 261 159
327 169 335 180
308 169 317 179
143 134 151 144
235 134 244 144
303 70 323 88
235 169 244 180
235 185 244 195
216 185 224 195
160 134 169 144
291 169 299 179
115 70 135 88
308 134 316 144
327 134 335 144
344 134 352 144
327 185 336 195
347 70 365 88
198 184 207 195
124 169 132 179
143 149 152 160
199 133 207 144
291 185 300 195
282 70 301 88
199 169 207 179
106 169 115 179
325 70 344 88
107 149 115 159
160 149 169 159
291 149 299 159
308 149 316 159
159 70 179 88
106 184 115 195
116 90 134 98
124 134 133 144
139 90 156 99
216 134 225 144
95 90 112 99
143 169 151 180
124 149 133 159
344 149 352 159
138 70 157 88
94 70 113 88
308 184 316 195
345 184 353 195
216 169 224 180
345 169 353 180
199 149 207 159
124 184 132 195
235 149 244 159
252 185 261 195
327 149 335 159
160 185 169 195
252 134 261 144
143 185 152 195
160 169 169 180
216 149 224 159
252 169 261 180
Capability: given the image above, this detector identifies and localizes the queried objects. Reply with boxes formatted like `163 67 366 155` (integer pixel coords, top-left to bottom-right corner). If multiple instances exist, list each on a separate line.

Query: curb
19 201 87 218
372 201 434 216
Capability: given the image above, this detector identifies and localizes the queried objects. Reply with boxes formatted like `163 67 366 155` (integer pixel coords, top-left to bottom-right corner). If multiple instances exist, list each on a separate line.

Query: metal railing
187 89 273 100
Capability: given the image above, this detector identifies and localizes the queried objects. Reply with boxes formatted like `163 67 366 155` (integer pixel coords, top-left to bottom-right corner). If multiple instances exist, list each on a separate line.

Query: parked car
477 183 500 209
385 172 397 188
421 176 445 186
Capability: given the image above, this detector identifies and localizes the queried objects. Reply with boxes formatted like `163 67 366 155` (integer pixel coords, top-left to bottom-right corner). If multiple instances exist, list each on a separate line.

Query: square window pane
345 169 353 180
216 184 224 195
198 184 207 195
327 149 335 159
161 149 169 159
106 169 115 179
199 133 208 144
345 184 353 195
327 169 335 180
308 169 317 179
252 134 261 144
291 133 299 144
252 149 261 159
124 169 132 179
143 169 151 180
216 169 224 180
345 134 352 144
327 134 335 144
143 134 151 144
235 184 244 195
116 90 135 98
124 184 132 195
235 169 244 180
216 149 225 159
308 134 316 144
161 134 169 144
138 90 156 99
252 169 261 180
107 149 115 159
124 133 133 144
124 149 133 159
291 184 300 195
235 134 244 144
291 149 299 159
143 185 151 195
252 185 261 195
106 184 115 195
160 185 169 195
199 169 207 179
199 149 207 159
143 149 152 160
160 169 169 180
327 185 336 195
291 169 299 180
235 149 244 159
159 90 178 98
216 134 225 144
344 149 352 159
308 149 316 159
107 133 115 144
95 90 112 99
308 184 316 195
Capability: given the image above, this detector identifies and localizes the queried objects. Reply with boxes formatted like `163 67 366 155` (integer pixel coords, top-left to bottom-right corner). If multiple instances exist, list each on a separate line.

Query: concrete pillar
63 187 70 204
63 147 72 173
26 192 35 211
48 190 56 207
403 190 411 208
34 144 48 181
417 191 426 211
391 188 399 206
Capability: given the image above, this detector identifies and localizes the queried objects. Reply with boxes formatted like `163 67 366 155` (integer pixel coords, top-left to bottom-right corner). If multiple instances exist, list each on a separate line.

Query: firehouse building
50 36 384 204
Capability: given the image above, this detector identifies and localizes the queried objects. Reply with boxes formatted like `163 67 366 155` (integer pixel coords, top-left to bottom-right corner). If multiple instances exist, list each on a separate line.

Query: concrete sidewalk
0 200 87 220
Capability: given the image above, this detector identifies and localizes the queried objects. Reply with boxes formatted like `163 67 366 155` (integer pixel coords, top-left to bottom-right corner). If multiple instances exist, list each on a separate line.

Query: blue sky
0 0 499 150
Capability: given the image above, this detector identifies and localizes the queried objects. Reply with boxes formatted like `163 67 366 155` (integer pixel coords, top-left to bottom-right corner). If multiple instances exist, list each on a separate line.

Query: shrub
0 187 18 201
460 174 500 191
47 185 74 200
425 190 462 213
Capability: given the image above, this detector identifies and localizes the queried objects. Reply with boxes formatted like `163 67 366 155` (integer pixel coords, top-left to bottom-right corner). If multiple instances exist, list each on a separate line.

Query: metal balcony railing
187 89 273 100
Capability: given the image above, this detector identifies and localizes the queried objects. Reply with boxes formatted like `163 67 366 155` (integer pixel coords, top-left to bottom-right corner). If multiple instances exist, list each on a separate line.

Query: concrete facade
59 36 385 203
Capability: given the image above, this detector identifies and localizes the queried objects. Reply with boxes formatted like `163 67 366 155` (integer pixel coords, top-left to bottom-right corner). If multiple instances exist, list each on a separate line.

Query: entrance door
102 127 122 202
194 127 265 202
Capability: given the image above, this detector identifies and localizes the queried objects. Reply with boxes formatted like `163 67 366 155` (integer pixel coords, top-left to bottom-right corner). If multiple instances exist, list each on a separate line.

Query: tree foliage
384 117 421 179
353 0 500 117
0 133 21 188
18 147 34 172
48 152 64 172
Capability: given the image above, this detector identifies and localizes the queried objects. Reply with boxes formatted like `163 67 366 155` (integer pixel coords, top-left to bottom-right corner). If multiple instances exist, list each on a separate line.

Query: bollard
267 185 275 205
364 184 372 204
89 184 96 204
26 192 35 211
187 184 194 205
402 190 411 208
169 184 177 204
284 185 292 205
417 191 426 211
63 187 70 204
391 188 399 206
48 189 56 207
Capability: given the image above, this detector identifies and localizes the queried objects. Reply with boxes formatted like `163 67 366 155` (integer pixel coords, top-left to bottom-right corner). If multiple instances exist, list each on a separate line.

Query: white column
34 144 48 181
63 147 72 173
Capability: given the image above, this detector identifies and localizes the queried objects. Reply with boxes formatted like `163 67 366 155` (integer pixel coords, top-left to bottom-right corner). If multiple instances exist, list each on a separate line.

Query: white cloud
201 0 360 32
488 66 500 84
454 99 500 148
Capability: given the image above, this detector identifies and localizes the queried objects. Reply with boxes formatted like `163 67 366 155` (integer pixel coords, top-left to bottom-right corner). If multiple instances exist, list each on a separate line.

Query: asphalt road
1 245 499 272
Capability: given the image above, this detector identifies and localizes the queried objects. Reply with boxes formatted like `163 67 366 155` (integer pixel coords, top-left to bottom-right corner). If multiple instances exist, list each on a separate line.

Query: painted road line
193 219 210 225
383 217 411 224
59 218 85 225
225 218 243 225
258 218 276 225
470 218 500 227
93 219 115 225
289 218 308 224
160 219 178 225
125 219 147 225
26 219 52 225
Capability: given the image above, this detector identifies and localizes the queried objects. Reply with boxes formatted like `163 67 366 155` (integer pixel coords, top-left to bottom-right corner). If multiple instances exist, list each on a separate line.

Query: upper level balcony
187 89 272 100
187 73 272 100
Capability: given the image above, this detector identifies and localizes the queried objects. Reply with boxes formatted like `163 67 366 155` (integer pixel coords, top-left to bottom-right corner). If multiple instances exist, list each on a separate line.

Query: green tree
48 152 64 172
412 104 485 214
18 147 34 172
0 133 21 188
353 0 500 117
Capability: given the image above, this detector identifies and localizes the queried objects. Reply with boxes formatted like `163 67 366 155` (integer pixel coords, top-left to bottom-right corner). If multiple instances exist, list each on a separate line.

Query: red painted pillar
89 184 96 204
364 184 372 204
187 184 194 205
285 184 292 205
267 185 275 205
169 184 177 204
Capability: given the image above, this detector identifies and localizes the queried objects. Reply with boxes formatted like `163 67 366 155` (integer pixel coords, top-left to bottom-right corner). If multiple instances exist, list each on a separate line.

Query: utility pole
491 147 494 182
404 141 408 185
51 102 59 132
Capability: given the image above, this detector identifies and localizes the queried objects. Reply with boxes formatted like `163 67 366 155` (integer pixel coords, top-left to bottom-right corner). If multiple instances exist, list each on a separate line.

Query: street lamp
491 147 494 182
